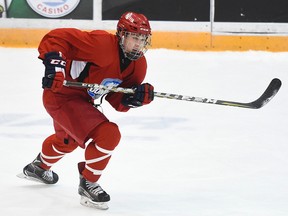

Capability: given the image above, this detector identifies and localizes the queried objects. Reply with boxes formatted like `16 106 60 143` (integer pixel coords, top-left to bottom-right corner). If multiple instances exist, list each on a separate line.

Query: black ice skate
17 153 59 184
78 162 110 210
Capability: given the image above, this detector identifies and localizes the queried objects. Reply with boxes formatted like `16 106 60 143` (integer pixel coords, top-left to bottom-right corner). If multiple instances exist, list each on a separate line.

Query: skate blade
17 173 45 184
80 196 109 210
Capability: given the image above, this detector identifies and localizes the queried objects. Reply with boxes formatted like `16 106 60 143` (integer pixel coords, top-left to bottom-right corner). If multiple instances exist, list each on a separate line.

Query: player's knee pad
89 121 121 151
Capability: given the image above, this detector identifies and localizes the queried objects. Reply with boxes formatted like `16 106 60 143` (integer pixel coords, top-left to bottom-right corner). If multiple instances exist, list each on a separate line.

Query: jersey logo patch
87 78 122 99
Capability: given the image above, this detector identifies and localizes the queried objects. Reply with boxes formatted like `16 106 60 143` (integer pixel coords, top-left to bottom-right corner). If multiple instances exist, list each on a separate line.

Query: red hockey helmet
117 12 152 60
117 12 151 36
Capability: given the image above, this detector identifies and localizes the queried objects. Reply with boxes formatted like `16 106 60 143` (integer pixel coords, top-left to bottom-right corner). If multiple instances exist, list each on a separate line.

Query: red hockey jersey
38 28 148 112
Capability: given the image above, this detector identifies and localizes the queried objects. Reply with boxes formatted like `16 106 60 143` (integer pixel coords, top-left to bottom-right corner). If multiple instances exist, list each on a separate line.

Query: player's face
123 33 148 52
119 31 151 60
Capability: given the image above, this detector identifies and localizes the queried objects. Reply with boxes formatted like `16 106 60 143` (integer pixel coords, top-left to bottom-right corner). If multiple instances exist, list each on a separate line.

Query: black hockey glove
42 51 66 92
122 83 154 108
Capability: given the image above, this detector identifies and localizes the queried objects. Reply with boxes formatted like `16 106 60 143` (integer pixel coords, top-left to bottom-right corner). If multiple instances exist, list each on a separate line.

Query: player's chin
126 50 144 61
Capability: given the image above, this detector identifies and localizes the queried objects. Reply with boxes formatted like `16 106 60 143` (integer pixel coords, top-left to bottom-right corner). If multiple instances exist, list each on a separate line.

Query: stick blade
250 78 282 109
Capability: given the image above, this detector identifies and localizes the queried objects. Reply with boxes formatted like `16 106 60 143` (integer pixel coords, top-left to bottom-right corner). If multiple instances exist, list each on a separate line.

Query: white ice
0 47 287 216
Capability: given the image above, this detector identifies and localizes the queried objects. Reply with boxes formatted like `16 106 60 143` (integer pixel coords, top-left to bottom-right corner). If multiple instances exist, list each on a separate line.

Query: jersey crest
87 78 122 99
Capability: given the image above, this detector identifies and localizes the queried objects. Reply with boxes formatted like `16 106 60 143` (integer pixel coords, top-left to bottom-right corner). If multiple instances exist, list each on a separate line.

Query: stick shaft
63 78 281 109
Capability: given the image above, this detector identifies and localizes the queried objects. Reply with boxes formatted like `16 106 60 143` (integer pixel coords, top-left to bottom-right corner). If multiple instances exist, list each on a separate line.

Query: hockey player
19 11 154 209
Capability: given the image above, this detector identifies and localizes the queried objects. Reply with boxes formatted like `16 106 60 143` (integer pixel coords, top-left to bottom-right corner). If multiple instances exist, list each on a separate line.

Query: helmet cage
119 31 151 61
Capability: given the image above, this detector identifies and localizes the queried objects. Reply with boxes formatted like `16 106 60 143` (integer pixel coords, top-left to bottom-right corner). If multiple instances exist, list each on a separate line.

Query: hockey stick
63 78 281 109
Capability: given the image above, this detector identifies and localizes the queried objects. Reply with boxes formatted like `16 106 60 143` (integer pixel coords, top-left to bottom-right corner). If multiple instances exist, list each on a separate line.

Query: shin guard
81 122 121 182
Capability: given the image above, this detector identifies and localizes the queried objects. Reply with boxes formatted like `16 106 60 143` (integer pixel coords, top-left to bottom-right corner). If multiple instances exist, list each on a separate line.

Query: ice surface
0 47 287 216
